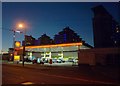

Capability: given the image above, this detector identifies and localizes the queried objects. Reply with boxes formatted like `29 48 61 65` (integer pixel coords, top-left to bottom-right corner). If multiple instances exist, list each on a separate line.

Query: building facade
16 42 92 63
22 35 36 46
111 24 120 47
92 5 120 48
38 34 54 45
54 27 82 44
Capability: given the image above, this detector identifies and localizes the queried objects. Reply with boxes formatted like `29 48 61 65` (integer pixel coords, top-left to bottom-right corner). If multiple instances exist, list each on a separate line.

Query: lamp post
22 29 26 67
18 23 26 67
13 30 16 61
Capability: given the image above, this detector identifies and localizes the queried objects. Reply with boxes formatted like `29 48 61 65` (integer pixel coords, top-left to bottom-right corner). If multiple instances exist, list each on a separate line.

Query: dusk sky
2 2 119 51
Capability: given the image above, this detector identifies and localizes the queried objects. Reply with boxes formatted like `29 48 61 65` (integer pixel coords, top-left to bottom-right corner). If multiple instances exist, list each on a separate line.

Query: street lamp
18 23 26 67
18 24 23 28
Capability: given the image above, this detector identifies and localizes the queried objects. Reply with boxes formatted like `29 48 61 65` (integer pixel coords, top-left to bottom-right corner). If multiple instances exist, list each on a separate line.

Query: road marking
21 81 46 85
37 72 115 84
21 82 35 85
51 75 114 84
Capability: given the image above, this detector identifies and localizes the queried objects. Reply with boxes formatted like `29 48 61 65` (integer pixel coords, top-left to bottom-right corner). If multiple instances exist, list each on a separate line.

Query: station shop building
13 42 120 66
15 42 91 64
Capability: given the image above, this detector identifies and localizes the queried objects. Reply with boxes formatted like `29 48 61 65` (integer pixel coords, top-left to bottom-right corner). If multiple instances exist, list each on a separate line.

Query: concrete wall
78 49 95 66
78 48 120 66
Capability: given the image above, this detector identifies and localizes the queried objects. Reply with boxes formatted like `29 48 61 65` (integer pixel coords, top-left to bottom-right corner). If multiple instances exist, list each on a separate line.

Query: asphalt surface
2 63 119 85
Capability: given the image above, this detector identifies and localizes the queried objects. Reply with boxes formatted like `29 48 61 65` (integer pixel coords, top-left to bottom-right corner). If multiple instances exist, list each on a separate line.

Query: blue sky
2 2 119 51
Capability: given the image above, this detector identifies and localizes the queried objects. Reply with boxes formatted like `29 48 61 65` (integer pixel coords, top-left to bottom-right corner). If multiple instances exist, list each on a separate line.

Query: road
2 63 119 85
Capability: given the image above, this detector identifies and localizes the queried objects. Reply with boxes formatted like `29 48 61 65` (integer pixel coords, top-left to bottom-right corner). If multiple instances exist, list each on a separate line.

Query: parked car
40 57 48 63
52 58 65 63
60 59 65 63
39 61 44 64
25 58 32 62
73 59 78 63
52 58 57 63
57 59 62 63
33 58 44 64
68 58 74 62
68 58 78 63
32 59 37 64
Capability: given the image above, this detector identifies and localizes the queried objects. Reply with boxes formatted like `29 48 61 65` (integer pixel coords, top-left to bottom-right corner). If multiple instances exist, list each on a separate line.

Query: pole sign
15 41 21 48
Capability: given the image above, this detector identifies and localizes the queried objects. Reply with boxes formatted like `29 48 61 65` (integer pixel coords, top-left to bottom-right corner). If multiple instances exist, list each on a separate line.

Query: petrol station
14 42 91 64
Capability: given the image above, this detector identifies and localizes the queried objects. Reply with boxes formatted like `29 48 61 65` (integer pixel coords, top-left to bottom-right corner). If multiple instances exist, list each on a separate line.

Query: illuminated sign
20 42 82 49
14 55 20 61
15 41 21 48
